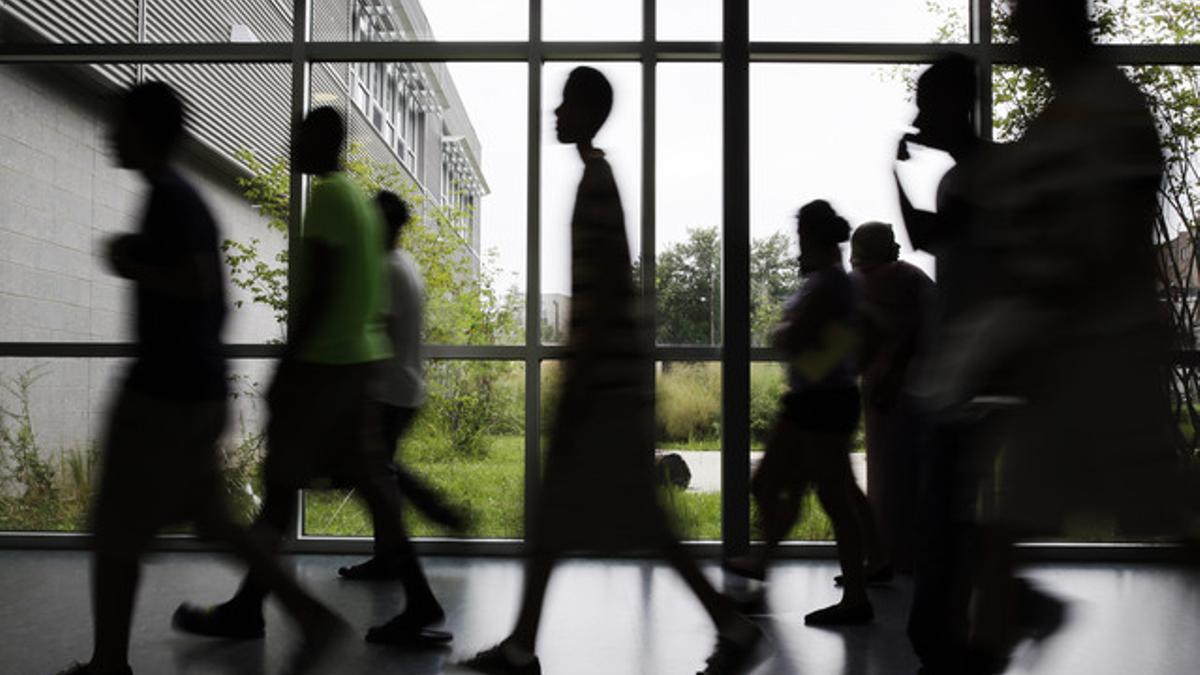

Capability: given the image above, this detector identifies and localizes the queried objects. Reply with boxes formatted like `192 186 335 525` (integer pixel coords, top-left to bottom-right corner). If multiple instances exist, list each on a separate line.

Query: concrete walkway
663 450 867 493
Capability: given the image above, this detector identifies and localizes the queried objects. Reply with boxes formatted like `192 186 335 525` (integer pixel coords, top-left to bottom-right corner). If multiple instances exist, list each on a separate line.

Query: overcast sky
419 1 961 294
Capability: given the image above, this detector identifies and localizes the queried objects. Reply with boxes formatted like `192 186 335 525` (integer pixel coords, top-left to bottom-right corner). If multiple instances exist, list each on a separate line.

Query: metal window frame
0 0 1198 560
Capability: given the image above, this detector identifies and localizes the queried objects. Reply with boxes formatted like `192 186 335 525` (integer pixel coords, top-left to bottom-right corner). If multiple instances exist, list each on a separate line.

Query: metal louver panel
144 2 293 168
146 62 290 168
4 0 137 43
146 0 292 43
3 0 138 85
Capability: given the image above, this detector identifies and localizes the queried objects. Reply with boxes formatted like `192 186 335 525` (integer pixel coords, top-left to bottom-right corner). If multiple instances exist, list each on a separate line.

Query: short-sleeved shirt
375 250 426 408
127 168 227 401
783 266 859 393
292 172 391 365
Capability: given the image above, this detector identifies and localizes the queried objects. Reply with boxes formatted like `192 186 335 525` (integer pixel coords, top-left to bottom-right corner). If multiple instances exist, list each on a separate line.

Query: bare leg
847 480 888 571
89 553 142 672
507 551 557 653
816 476 870 607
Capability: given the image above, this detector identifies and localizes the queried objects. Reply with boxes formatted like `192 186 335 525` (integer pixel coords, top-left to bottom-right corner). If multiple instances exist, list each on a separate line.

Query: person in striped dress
460 66 763 675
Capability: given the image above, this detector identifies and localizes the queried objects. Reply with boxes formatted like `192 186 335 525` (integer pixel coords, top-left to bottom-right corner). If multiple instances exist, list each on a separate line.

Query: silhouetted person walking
337 190 457 647
459 66 762 675
960 1 1178 670
724 200 885 626
57 82 341 675
850 221 933 575
172 107 432 649
893 53 998 675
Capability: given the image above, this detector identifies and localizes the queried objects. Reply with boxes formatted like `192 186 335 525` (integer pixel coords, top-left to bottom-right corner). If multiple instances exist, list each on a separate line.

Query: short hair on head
1015 0 1093 45
796 200 851 246
120 81 186 148
302 106 346 152
564 66 613 135
376 190 411 246
851 221 901 264
917 53 976 115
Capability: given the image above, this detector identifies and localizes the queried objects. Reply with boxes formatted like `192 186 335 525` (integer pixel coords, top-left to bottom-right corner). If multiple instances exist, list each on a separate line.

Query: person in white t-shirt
338 190 467 647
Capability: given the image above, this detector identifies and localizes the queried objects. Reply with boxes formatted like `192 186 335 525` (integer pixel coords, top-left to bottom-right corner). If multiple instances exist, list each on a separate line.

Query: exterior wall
0 63 282 455
0 0 488 459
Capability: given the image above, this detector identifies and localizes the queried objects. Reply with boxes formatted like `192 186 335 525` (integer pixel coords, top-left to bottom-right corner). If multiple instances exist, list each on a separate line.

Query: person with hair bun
724 200 884 626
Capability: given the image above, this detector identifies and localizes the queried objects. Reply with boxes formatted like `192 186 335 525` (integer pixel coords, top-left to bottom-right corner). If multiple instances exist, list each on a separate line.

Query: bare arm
107 233 218 302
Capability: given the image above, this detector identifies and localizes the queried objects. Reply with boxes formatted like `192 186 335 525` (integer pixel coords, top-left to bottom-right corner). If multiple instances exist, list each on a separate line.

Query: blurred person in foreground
458 66 763 675
724 201 886 626
172 107 429 650
57 82 341 675
948 1 1182 671
850 221 934 576
892 53 1004 674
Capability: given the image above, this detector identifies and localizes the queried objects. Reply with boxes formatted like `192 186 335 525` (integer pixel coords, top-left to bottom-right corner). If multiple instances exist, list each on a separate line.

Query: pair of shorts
92 383 227 558
781 387 861 433
263 359 385 489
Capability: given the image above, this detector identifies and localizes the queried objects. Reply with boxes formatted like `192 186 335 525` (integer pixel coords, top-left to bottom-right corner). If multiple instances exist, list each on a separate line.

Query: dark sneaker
697 628 765 675
172 602 265 640
55 663 133 675
337 556 405 581
366 607 452 647
803 601 874 626
458 642 542 675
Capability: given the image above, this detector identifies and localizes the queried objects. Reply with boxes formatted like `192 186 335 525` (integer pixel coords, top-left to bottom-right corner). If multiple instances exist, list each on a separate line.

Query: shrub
657 363 721 443
749 363 787 443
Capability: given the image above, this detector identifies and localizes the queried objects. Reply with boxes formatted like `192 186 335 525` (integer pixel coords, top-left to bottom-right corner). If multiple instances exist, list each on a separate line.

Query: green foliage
749 363 787 444
0 367 271 531
0 368 54 508
652 226 798 347
657 363 722 443
657 227 722 345
305 434 525 538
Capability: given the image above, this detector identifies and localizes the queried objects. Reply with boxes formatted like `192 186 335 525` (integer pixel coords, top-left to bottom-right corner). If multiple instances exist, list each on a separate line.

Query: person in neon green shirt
173 107 447 650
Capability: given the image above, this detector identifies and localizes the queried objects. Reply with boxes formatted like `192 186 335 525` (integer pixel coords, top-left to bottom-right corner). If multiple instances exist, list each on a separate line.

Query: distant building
0 0 487 450
1159 230 1200 348
541 293 570 343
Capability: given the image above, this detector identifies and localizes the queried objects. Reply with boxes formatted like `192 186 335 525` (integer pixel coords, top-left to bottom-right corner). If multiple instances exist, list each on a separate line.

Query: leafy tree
750 231 799 347
225 144 522 458
652 226 799 346
657 226 721 345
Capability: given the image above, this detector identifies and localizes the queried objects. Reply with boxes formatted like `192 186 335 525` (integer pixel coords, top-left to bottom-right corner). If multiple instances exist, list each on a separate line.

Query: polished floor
0 550 1197 674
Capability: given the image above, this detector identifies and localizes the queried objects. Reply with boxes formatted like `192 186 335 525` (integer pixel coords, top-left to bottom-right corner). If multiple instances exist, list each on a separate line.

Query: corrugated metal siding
3 0 138 85
4 0 137 42
312 0 350 41
146 62 290 166
146 0 291 42
3 1 293 168
145 2 293 166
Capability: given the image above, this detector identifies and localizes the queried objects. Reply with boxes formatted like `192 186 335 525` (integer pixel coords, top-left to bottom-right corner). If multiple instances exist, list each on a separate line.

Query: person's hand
106 233 140 279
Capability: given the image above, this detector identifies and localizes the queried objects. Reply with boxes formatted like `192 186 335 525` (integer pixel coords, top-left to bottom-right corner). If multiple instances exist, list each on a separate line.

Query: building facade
0 0 486 453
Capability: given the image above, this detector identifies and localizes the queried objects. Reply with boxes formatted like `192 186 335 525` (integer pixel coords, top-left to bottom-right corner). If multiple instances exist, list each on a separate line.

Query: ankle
501 638 536 665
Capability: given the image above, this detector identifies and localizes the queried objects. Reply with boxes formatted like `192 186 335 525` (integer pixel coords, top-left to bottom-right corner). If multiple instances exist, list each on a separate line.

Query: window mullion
524 0 544 541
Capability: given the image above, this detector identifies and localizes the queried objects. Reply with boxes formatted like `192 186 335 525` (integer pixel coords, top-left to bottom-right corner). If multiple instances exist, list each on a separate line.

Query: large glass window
0 1 1195 551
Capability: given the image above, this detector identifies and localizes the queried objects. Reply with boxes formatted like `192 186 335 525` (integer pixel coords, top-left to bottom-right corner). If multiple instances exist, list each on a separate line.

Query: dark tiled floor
0 550 1196 674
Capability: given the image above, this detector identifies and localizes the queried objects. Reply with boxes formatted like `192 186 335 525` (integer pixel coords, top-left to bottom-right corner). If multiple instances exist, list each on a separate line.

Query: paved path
663 450 867 493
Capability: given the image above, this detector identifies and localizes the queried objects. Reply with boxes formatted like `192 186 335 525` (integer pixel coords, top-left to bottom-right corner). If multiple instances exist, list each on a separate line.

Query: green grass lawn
305 434 835 542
